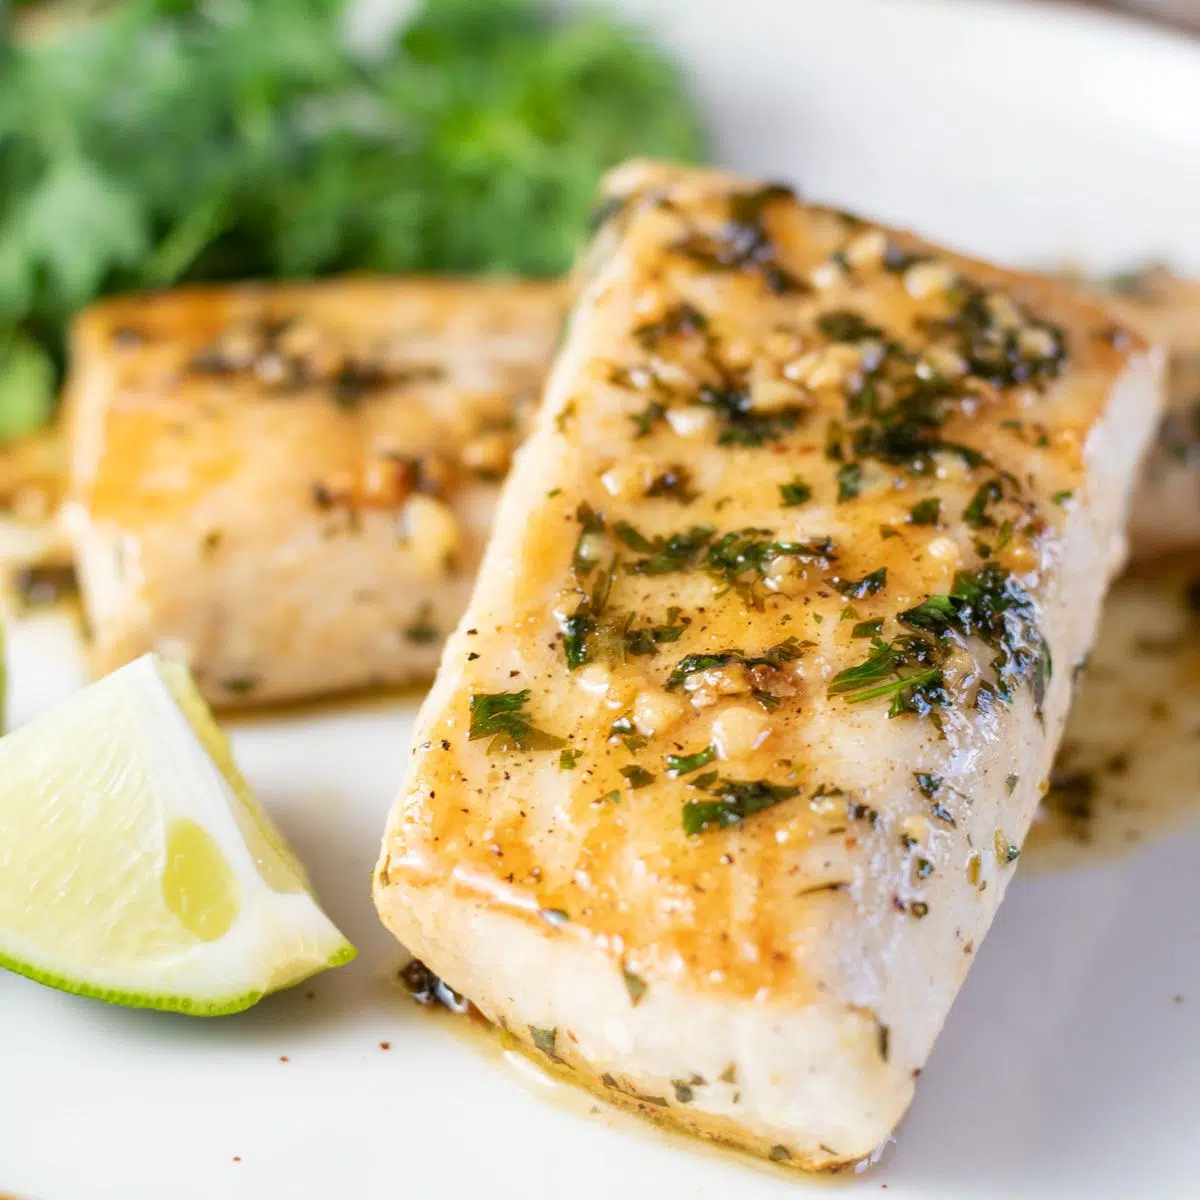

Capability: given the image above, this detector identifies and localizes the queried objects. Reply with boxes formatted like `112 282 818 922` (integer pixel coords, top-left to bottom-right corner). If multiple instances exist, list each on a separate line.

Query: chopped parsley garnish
828 636 946 717
623 523 716 575
529 1025 560 1060
962 478 1004 529
695 385 805 447
665 638 806 709
682 777 801 835
779 478 813 507
644 464 697 503
703 528 835 599
909 497 941 525
939 285 1067 388
672 184 802 295
634 302 709 350
468 691 564 753
898 565 1050 715
994 830 1021 863
836 461 862 502
834 567 887 599
913 772 942 799
818 310 883 343
622 967 647 1006
620 765 657 789
666 745 717 777
851 618 884 638
1052 490 1073 507
559 749 579 770
562 601 687 671
572 502 606 578
629 399 668 439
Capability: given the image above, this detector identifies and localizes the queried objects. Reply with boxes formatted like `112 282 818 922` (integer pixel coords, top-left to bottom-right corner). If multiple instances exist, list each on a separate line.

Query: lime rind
0 941 355 1016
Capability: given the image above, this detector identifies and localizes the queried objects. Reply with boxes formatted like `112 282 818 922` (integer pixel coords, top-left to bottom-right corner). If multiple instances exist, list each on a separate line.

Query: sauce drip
1023 554 1200 871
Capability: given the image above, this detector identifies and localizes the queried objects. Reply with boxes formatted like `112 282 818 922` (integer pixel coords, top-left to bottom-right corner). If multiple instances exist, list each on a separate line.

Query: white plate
3 2 1200 1197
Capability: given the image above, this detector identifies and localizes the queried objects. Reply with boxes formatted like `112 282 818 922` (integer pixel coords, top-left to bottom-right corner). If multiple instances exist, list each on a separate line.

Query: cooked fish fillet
1100 267 1200 560
374 162 1163 1169
61 278 563 706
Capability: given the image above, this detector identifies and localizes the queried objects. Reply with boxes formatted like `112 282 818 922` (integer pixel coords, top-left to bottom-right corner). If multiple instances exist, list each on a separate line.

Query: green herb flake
559 749 579 770
1052 490 1074 507
769 1145 792 1163
779 479 813 507
665 637 806 691
963 478 1004 529
851 618 884 639
622 967 647 1007
595 789 621 805
629 399 668 439
834 567 887 599
818 310 883 343
624 523 716 576
620 765 657 789
672 1079 695 1105
468 690 564 754
666 745 717 777
836 461 863 503
909 497 941 526
645 465 697 504
994 830 1021 863
571 503 607 579
828 638 946 718
897 565 1050 715
529 1025 559 1060
1005 773 1019 793
914 772 942 798
682 777 801 835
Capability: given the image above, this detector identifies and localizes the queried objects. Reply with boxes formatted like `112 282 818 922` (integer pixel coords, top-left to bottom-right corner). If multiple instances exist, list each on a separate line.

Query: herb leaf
0 0 705 440
468 690 564 753
666 745 717 777
779 478 813 507
682 777 801 834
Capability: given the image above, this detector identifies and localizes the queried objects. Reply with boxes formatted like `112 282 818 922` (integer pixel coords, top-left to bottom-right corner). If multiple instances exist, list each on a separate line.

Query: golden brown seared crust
62 277 564 705
375 162 1161 1168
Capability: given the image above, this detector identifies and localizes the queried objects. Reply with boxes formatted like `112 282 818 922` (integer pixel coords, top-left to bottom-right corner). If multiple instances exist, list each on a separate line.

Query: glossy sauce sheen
374 162 1162 1170
1026 553 1200 870
61 278 563 706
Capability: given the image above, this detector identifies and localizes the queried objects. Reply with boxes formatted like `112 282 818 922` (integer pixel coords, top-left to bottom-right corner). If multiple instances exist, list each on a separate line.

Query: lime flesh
0 654 354 1014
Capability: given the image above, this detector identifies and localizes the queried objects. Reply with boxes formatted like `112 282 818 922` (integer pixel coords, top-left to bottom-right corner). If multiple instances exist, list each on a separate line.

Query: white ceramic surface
3 2 1200 1196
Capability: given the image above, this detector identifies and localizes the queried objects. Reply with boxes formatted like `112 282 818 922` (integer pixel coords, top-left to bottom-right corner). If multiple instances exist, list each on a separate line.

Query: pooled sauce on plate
1023 553 1200 871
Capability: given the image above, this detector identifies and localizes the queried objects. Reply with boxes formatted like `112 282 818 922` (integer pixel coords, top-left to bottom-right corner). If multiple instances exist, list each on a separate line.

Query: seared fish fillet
374 162 1162 1169
62 278 562 706
1101 267 1200 560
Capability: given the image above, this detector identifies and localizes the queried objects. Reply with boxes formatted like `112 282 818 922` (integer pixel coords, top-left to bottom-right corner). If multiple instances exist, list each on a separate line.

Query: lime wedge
0 653 354 1014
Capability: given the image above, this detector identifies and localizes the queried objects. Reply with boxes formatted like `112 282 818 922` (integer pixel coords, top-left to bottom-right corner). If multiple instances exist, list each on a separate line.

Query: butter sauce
1022 553 1200 871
